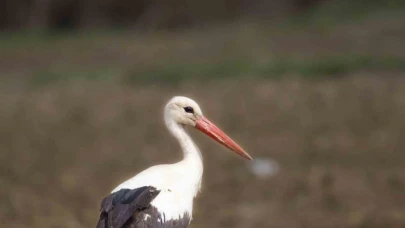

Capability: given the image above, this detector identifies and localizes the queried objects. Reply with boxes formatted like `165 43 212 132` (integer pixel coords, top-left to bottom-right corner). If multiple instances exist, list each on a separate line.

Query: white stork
96 96 252 228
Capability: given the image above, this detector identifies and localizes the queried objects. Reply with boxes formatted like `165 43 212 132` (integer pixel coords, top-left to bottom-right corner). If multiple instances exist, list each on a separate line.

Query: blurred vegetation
1 0 405 86
1 0 405 228
0 0 330 30
1 0 405 31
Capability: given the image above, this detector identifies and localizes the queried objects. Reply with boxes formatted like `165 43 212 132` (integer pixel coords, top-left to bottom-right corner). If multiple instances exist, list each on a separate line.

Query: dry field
1 8 405 227
1 76 405 228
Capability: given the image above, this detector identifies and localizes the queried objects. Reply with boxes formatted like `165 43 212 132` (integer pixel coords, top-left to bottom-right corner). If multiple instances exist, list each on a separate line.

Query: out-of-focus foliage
0 0 324 30
3 0 404 30
1 0 405 228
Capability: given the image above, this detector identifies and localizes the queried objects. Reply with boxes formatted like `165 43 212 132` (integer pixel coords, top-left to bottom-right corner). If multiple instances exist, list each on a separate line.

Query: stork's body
96 96 252 228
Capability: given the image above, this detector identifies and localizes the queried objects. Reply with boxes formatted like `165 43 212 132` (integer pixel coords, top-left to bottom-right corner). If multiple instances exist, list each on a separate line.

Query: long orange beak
195 116 253 160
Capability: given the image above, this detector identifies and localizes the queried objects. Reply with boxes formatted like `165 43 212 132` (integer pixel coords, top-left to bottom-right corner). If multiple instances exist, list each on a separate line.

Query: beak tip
238 149 253 161
245 154 253 161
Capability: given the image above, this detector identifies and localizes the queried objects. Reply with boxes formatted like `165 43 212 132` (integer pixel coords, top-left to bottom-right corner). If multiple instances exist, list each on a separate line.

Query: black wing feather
96 186 160 228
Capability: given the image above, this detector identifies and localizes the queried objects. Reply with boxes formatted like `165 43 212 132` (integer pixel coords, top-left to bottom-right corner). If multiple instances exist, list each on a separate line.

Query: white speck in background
249 158 280 178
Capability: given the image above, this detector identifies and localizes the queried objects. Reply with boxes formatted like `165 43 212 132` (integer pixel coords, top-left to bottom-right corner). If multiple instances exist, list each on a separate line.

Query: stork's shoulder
111 164 178 193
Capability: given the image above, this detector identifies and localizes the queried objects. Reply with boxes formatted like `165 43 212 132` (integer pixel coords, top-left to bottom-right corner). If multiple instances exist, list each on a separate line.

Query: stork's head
165 96 252 160
165 96 203 127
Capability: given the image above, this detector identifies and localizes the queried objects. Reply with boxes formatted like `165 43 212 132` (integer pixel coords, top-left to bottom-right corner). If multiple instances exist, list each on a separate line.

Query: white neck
165 116 203 165
164 116 203 193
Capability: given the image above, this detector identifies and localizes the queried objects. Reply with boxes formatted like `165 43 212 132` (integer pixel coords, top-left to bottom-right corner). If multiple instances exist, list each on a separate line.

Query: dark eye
184 106 194 113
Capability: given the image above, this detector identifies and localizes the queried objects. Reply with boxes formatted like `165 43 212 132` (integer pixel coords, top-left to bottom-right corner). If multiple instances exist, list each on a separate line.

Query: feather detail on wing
96 186 160 228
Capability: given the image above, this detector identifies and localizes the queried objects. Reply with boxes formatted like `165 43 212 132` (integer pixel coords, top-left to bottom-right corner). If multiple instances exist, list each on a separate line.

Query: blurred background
1 0 405 227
